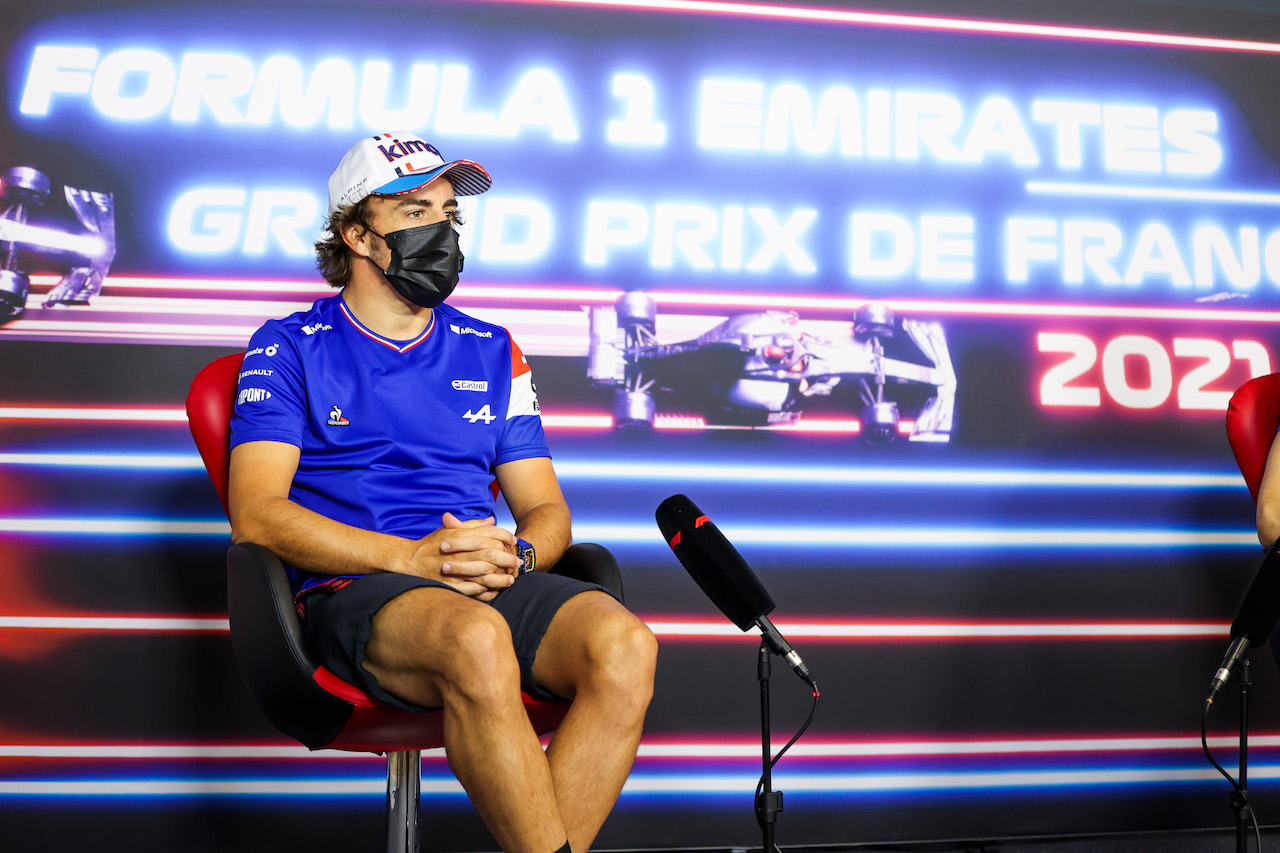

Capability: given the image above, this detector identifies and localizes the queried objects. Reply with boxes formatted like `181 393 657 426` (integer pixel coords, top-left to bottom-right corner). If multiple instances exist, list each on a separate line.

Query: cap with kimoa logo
327 132 491 215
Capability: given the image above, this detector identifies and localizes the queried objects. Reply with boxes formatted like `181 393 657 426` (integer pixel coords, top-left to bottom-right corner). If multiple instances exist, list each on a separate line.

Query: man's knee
372 590 521 702
434 604 523 701
580 609 658 706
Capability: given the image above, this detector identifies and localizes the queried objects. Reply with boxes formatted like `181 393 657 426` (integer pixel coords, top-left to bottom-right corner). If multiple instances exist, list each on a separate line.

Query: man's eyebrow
393 197 458 210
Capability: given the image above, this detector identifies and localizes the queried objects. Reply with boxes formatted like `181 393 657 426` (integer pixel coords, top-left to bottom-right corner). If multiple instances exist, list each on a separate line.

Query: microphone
1207 540 1280 703
656 494 816 688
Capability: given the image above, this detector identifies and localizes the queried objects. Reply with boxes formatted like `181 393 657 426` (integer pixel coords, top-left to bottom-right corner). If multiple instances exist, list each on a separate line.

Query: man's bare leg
364 587 568 853
533 592 658 852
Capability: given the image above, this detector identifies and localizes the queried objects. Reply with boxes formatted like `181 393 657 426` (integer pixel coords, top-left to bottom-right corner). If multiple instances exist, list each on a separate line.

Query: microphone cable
1201 698 1262 852
754 683 821 851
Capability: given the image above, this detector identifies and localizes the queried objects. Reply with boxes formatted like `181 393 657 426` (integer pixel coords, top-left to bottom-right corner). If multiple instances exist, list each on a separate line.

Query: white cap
327 132 491 215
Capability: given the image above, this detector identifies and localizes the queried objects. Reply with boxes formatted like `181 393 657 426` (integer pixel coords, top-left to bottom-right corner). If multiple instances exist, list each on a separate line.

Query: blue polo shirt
228 293 549 595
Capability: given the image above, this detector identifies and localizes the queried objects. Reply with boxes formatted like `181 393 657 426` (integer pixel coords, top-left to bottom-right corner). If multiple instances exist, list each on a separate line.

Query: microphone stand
757 641 783 853
1231 657 1252 853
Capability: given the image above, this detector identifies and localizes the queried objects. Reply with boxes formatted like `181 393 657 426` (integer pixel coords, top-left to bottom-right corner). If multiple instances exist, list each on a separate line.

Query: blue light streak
572 525 1257 548
0 452 1245 490
3 763 1278 801
0 517 1256 548
1026 181 1280 205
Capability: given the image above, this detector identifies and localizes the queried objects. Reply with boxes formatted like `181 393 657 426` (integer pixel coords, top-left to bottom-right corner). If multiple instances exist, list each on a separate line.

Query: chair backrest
1227 373 1280 504
184 352 357 747
185 352 245 518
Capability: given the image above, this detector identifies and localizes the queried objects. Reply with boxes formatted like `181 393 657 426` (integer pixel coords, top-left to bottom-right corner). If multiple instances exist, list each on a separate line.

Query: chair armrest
550 543 624 602
226 542 354 748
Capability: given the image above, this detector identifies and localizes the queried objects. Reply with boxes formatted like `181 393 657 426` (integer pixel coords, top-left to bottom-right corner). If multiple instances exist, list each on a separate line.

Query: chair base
387 750 421 853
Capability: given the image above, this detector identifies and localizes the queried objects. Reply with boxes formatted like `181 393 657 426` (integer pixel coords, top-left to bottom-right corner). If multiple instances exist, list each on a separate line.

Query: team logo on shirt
237 388 271 405
327 405 351 426
449 323 493 338
463 405 497 424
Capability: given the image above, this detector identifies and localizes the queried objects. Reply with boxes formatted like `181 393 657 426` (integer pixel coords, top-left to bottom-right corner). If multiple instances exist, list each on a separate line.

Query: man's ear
341 221 371 257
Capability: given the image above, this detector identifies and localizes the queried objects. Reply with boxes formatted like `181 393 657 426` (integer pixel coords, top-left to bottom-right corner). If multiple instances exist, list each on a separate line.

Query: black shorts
300 571 612 711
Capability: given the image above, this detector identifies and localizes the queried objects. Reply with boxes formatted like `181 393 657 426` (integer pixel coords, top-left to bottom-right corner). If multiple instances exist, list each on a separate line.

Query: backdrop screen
2 0 1280 850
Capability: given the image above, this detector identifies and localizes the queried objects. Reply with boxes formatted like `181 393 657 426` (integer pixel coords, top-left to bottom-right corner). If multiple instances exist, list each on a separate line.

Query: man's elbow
229 514 258 546
1257 503 1280 547
228 494 272 547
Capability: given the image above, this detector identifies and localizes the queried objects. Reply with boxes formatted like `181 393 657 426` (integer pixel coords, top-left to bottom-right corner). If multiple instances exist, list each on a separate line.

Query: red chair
1226 373 1280 503
186 352 622 852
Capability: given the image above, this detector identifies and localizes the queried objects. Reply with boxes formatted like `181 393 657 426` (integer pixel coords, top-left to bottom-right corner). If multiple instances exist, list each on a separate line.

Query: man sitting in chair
228 131 658 853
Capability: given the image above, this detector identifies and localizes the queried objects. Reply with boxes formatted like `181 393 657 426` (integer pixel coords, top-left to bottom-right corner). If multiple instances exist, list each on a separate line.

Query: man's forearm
232 493 409 577
514 501 572 571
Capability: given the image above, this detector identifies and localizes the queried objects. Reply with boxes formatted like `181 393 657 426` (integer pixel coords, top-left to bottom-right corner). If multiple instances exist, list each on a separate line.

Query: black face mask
368 219 464 308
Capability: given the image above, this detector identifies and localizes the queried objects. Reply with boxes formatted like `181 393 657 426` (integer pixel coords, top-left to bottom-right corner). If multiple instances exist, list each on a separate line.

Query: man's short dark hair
314 196 376 288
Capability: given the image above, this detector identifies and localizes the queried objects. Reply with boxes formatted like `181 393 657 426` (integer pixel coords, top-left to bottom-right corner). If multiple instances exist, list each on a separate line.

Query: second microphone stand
1230 658 1252 853
757 641 783 853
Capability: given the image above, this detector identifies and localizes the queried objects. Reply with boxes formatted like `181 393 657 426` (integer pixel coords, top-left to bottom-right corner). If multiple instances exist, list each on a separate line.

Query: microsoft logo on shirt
449 324 493 338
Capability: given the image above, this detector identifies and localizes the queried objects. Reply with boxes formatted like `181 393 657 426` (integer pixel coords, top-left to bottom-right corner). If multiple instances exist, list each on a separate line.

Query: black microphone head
656 494 774 631
1232 540 1280 645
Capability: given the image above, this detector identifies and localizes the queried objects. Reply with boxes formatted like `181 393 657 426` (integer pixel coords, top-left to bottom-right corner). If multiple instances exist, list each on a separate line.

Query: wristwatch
514 537 537 574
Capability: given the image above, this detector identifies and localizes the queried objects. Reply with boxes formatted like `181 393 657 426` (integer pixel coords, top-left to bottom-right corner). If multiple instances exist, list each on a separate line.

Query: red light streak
0 613 1228 642
481 0 1280 54
28 275 1280 324
640 617 1227 642
3 732 1279 760
0 405 894 434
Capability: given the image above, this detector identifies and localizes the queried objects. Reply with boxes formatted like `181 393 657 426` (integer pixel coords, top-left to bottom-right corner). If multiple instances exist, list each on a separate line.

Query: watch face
516 539 536 573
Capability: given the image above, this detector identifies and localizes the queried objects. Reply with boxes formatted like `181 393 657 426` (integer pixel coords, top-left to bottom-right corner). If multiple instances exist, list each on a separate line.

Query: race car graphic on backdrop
0 166 116 323
587 293 956 441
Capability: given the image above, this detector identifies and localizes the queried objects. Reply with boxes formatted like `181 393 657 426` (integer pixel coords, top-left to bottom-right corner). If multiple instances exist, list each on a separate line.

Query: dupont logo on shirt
237 388 271 405
449 324 493 338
